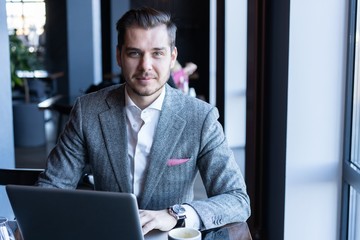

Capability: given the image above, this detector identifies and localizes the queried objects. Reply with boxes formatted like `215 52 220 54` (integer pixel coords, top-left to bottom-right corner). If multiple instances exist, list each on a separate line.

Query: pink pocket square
167 158 190 166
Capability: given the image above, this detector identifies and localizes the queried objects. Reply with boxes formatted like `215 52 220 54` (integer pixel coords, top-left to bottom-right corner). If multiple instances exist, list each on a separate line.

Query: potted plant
9 33 47 147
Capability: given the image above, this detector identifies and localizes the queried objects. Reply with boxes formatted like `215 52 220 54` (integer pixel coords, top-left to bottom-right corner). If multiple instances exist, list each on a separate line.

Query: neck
125 85 164 110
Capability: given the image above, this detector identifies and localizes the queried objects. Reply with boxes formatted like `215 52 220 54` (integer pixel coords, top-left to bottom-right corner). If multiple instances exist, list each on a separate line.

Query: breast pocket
166 158 191 166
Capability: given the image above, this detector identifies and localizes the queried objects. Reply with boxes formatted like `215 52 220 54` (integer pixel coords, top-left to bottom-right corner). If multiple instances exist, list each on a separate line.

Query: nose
139 54 152 72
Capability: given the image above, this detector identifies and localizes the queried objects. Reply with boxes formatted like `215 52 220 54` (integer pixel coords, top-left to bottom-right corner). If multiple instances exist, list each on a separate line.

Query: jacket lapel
98 85 132 193
139 86 187 208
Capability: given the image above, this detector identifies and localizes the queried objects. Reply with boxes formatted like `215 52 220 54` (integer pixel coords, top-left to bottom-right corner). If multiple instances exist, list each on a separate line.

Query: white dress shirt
125 86 201 229
125 88 163 196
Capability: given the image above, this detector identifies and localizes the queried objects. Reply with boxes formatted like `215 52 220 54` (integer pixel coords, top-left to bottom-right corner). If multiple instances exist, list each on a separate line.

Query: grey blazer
37 84 250 229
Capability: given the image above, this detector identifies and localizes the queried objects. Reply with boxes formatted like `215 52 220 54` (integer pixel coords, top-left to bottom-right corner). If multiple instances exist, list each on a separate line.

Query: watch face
173 204 186 215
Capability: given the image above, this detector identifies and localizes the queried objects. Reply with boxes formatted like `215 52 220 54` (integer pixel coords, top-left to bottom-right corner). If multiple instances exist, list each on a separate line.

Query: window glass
6 0 46 39
348 187 360 240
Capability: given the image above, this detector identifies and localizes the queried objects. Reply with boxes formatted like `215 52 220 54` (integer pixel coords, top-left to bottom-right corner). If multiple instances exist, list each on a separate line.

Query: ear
170 47 178 69
116 45 122 67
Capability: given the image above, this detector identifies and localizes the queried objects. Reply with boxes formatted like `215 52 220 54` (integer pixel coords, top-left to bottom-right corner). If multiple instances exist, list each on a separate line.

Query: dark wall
101 0 112 77
246 0 290 239
44 0 68 95
131 0 210 101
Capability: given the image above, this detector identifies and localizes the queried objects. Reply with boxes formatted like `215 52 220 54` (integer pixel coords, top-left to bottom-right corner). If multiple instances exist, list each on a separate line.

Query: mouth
137 76 153 81
135 74 156 82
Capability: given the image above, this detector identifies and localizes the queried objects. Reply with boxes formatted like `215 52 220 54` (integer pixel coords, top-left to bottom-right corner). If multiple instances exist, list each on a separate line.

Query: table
9 221 252 240
15 70 64 101
38 94 74 116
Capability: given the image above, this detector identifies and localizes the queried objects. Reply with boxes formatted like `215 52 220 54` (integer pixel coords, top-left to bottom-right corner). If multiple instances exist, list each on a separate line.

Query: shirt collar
125 86 165 111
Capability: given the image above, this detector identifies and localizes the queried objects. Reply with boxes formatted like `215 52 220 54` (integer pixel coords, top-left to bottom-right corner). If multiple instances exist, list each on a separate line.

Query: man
36 7 250 235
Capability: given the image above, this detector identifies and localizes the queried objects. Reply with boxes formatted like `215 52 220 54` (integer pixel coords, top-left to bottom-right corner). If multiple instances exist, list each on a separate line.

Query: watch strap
168 204 187 228
174 218 185 228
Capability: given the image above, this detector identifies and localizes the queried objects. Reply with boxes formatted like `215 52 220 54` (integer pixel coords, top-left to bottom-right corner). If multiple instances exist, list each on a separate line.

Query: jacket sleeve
36 98 87 189
187 107 251 229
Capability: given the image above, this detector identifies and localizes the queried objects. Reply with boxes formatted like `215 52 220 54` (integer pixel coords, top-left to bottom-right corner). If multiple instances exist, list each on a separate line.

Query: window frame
341 0 360 239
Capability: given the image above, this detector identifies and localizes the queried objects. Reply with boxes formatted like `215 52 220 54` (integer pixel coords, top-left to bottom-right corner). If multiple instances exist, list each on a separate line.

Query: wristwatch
168 204 187 228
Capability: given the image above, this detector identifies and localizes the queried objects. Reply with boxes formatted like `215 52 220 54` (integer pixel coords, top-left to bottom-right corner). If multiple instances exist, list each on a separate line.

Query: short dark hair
116 7 177 51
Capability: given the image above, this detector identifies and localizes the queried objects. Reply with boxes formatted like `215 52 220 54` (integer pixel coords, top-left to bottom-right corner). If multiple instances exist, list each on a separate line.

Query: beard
127 82 165 97
123 74 168 97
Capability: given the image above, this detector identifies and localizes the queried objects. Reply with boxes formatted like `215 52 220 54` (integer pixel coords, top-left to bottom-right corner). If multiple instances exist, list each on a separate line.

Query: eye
153 51 165 58
127 51 141 58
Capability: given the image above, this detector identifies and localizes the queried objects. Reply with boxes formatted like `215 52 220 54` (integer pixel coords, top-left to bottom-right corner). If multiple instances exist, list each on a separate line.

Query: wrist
168 204 186 228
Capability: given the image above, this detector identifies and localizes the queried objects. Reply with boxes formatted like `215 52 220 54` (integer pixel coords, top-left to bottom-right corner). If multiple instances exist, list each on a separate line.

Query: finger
142 220 156 235
140 211 157 235
139 209 177 234
139 211 155 233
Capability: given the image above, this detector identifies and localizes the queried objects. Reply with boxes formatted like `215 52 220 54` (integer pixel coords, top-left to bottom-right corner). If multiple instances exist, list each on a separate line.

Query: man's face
117 24 177 106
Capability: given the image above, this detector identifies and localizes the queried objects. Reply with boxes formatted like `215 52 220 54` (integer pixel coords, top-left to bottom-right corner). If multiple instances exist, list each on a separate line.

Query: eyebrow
124 47 141 52
152 47 167 51
124 47 167 52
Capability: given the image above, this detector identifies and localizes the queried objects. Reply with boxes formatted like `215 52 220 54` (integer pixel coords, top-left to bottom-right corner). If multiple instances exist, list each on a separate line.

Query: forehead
123 24 171 49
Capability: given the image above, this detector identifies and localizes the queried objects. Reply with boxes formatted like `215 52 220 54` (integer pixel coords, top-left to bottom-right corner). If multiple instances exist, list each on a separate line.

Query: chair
0 168 43 186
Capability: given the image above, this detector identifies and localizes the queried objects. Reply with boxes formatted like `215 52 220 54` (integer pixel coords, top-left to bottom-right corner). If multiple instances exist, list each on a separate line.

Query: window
6 0 46 49
341 0 360 239
348 187 360 239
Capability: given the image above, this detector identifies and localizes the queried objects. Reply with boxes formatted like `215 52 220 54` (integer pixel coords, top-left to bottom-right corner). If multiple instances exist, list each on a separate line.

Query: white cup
0 217 15 240
168 227 201 240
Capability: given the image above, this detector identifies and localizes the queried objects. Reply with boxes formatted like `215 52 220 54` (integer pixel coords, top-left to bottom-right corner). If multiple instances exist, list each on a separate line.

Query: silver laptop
6 185 149 240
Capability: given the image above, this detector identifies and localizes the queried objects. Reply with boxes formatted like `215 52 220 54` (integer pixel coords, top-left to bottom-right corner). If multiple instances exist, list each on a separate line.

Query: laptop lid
6 185 145 240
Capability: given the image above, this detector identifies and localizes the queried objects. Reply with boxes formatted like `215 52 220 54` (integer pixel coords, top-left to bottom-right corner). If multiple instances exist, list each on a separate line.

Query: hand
139 209 177 235
183 62 197 76
15 228 23 240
